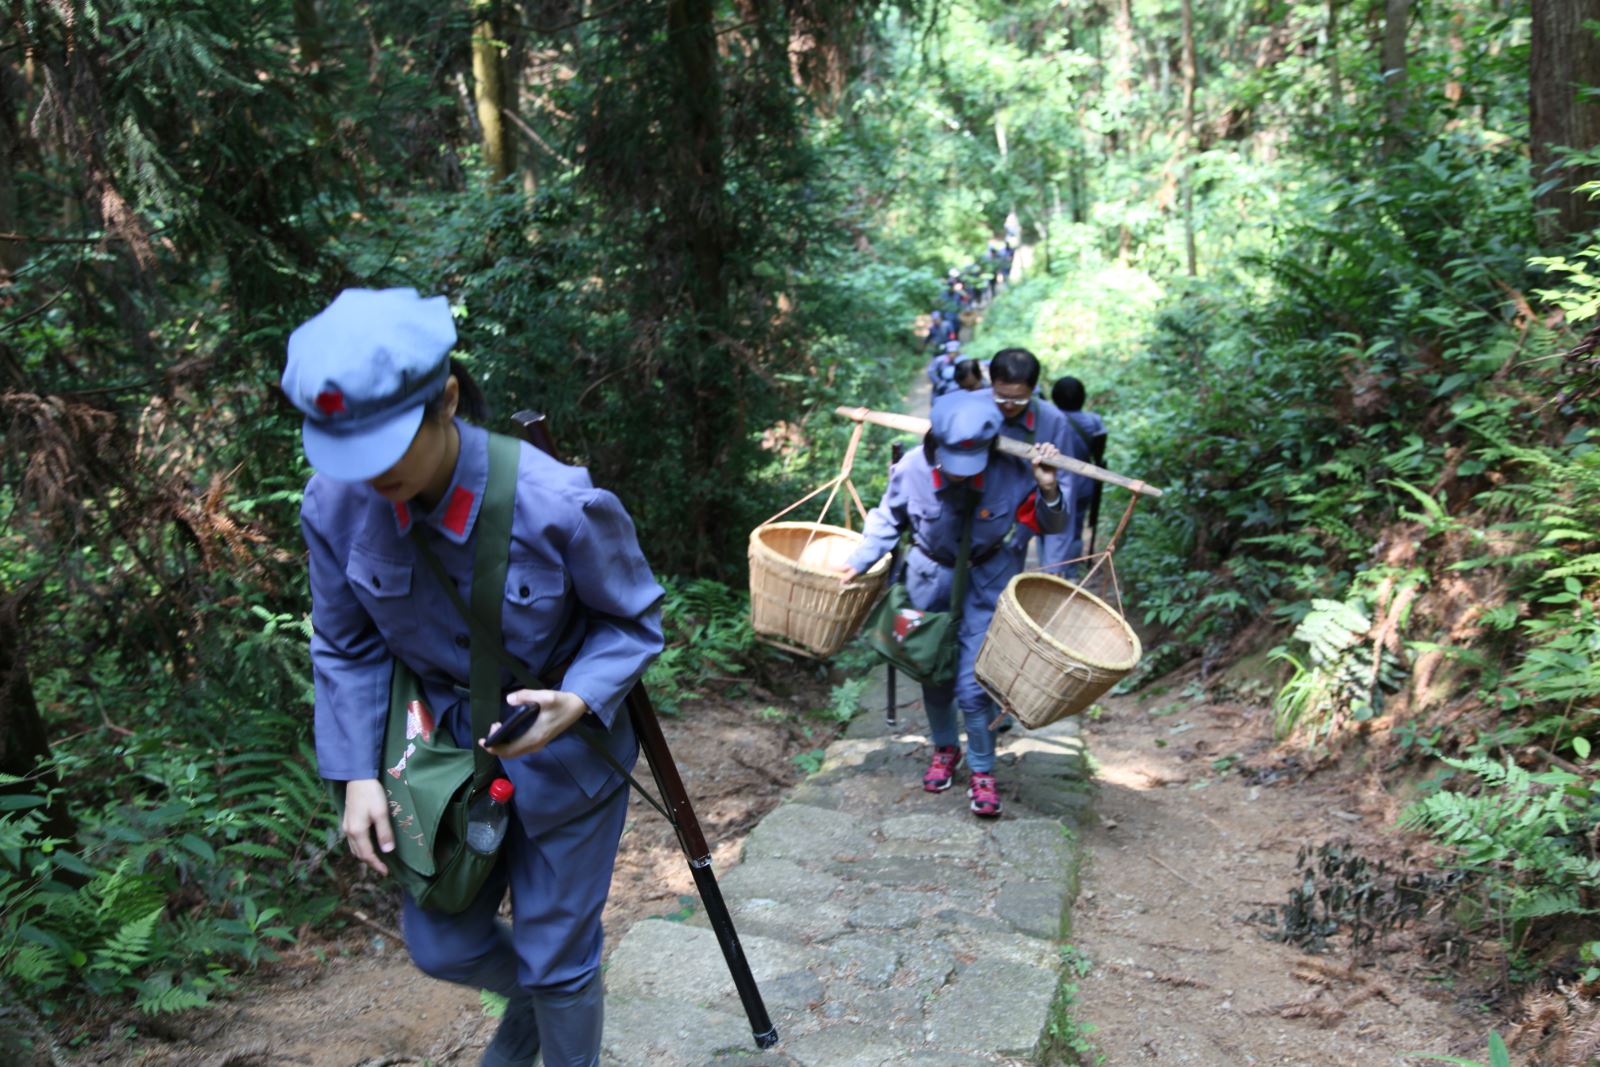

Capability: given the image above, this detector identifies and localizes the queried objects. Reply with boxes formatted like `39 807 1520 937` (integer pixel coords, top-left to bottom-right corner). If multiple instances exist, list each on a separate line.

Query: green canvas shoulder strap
1062 409 1093 456
465 430 519 792
947 493 977 622
410 432 671 821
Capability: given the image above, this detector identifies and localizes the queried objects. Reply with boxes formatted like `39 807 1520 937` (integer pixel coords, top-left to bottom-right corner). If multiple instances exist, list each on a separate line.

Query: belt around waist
912 540 1007 569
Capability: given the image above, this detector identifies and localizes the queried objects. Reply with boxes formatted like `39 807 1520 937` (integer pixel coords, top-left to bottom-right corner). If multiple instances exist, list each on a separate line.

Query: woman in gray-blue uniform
284 288 664 1067
836 391 1066 817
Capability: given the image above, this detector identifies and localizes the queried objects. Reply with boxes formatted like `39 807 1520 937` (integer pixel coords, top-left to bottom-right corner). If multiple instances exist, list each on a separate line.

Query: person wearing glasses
987 348 1091 577
835 391 1066 817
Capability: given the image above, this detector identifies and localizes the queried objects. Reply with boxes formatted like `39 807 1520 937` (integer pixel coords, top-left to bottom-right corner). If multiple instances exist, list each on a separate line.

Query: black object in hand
484 702 541 748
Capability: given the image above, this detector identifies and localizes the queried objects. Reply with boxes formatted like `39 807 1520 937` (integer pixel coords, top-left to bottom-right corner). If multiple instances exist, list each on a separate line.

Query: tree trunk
1180 0 1198 277
1326 0 1343 124
665 0 732 562
1530 0 1600 244
0 584 75 844
1379 0 1409 158
1444 9 1464 106
0 64 24 276
293 0 322 66
1107 0 1135 154
471 0 513 182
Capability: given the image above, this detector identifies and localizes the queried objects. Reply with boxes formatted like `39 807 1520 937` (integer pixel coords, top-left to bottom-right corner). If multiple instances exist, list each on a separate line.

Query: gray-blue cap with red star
281 288 456 481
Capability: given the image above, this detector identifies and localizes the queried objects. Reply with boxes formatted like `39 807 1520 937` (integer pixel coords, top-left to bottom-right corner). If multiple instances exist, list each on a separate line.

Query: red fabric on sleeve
1015 490 1042 534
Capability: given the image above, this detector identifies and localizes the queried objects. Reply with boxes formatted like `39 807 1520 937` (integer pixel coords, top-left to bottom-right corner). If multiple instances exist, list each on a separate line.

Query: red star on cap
315 390 346 416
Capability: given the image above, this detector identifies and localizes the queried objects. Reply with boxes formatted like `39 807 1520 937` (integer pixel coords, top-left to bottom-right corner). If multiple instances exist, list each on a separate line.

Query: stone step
600 667 1087 1066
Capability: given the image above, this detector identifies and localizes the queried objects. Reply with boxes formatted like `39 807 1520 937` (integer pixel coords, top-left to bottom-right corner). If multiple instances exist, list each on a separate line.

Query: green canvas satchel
335 431 521 915
860 494 976 688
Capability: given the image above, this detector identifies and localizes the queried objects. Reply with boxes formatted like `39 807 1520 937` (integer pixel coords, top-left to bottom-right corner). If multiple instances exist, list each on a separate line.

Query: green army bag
860 495 975 688
335 432 522 915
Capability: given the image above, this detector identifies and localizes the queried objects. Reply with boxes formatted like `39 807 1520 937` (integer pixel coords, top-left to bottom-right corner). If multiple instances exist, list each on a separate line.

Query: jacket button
454 634 469 649
371 575 381 589
519 585 530 598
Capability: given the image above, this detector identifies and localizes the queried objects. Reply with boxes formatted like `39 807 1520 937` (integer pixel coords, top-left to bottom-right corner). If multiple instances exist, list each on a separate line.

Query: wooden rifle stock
509 410 779 1051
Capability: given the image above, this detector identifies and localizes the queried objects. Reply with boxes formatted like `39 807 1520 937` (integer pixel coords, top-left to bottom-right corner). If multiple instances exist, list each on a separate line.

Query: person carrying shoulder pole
836 392 1066 818
1050 375 1107 571
986 347 1089 577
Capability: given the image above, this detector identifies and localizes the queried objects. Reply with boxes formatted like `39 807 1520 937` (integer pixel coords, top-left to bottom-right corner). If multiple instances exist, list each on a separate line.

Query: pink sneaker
923 745 962 792
968 772 1002 818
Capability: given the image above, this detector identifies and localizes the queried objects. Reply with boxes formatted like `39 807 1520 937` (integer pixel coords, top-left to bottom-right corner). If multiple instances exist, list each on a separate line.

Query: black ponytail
426 358 491 423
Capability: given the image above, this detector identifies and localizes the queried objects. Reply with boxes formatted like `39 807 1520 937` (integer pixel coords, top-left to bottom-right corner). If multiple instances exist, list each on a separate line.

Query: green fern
89 906 164 977
1401 756 1600 933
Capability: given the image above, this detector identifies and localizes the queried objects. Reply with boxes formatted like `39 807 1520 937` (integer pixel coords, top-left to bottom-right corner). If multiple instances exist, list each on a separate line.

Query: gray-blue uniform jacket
997 397 1088 571
843 446 1065 623
301 420 665 838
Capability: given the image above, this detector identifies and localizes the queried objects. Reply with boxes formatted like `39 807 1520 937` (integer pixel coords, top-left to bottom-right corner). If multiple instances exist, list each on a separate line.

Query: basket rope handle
1031 494 1139 619
755 422 871 532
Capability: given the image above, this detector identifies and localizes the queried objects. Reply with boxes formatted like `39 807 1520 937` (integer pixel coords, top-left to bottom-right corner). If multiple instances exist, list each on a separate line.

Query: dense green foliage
2 0 1598 1040
968 0 1599 1003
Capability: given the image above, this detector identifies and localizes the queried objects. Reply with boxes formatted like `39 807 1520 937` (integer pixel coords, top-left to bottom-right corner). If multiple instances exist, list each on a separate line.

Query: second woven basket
975 572 1141 728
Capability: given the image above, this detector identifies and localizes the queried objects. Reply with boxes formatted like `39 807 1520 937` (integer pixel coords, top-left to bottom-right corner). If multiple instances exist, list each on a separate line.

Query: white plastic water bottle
465 778 515 855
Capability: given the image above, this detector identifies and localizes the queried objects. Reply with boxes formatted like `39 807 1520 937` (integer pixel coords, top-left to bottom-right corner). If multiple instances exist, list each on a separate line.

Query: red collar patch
442 486 475 536
1024 406 1035 431
315 389 346 416
393 500 410 529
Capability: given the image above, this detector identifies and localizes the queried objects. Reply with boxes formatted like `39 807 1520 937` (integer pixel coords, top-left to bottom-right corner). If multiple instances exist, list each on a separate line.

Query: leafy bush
643 577 760 714
1399 757 1599 941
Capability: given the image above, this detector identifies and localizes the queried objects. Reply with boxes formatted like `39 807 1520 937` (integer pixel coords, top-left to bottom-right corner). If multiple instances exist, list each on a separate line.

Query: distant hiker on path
927 339 965 400
835 390 1066 818
953 358 986 392
285 288 665 1067
1051 375 1108 577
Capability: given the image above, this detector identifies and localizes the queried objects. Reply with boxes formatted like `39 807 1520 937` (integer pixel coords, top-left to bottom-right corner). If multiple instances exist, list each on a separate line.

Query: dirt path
1066 668 1483 1066
73 681 837 1067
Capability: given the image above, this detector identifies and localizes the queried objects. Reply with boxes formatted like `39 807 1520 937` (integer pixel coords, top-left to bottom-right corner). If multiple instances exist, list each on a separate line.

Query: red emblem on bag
315 389 346 416
404 700 434 743
387 741 417 779
893 608 926 644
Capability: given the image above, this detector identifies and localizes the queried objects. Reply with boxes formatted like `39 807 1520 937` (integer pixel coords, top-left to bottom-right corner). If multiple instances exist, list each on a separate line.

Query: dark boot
479 992 540 1067
528 972 604 1067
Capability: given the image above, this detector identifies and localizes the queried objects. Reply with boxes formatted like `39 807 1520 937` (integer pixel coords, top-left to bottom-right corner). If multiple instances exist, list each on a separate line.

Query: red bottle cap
488 778 515 804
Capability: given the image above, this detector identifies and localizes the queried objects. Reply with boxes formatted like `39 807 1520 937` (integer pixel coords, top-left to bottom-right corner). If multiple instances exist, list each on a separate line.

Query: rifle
510 410 779 1051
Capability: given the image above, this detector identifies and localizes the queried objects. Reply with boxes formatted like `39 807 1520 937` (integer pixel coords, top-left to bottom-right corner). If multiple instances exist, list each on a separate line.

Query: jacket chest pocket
907 498 944 538
973 506 1013 550
345 550 422 642
503 562 570 654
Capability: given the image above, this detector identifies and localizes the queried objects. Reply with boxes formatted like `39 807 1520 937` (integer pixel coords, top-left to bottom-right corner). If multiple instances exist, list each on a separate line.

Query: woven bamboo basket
748 522 891 659
975 573 1141 728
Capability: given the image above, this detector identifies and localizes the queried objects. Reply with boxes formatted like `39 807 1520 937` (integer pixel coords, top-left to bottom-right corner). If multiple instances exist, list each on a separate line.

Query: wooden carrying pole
833 406 1164 499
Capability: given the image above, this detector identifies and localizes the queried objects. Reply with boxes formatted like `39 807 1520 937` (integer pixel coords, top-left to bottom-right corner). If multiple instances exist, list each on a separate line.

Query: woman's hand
1030 441 1062 500
343 779 394 877
481 690 591 758
837 564 860 587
